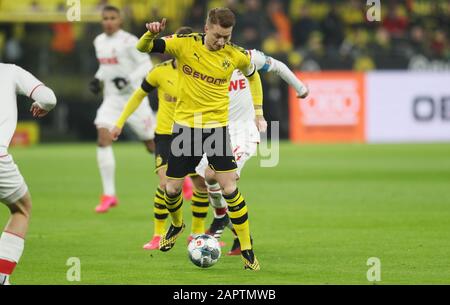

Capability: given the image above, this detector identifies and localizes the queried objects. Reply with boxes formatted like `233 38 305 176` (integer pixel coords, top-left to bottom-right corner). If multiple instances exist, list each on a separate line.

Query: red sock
0 259 16 275
215 207 227 217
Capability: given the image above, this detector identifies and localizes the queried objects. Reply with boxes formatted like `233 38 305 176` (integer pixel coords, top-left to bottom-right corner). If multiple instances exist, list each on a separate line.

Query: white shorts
0 155 28 205
195 121 259 178
94 95 156 141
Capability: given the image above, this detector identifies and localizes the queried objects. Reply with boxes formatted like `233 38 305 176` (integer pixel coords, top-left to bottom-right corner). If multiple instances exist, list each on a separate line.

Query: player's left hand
112 77 129 91
255 115 267 133
146 18 166 34
30 103 49 118
110 126 122 141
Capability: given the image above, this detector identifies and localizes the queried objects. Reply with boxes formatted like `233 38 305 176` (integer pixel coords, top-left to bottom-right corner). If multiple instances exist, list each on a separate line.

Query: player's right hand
145 18 166 34
30 102 49 118
89 78 101 95
255 115 268 133
110 126 122 141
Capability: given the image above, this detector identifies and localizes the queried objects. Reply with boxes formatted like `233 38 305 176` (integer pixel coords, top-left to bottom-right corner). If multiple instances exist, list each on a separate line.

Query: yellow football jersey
146 59 178 135
162 33 253 128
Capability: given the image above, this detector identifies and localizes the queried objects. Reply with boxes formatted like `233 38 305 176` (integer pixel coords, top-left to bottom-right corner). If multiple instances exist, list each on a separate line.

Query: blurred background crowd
0 0 449 140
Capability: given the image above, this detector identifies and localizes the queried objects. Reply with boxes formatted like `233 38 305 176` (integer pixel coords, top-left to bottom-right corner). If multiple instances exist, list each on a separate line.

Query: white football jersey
0 64 42 154
227 49 273 124
228 69 255 123
94 29 152 98
228 70 260 143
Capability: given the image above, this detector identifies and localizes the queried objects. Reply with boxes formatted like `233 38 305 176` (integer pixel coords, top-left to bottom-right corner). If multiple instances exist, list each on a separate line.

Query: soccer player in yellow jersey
135 8 264 270
111 27 211 250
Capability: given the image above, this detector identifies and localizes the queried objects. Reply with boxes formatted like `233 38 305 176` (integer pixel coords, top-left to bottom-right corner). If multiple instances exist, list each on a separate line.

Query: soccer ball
188 234 221 268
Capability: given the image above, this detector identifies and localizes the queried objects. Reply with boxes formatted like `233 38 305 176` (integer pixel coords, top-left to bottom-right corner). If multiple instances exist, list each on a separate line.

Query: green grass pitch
2 142 450 284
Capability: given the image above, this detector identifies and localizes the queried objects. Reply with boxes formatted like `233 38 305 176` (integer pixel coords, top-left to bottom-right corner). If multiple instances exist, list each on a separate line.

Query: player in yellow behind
111 27 211 250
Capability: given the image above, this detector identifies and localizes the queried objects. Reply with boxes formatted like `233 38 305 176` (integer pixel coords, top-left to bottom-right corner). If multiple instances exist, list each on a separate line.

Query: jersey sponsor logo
193 52 201 62
182 64 227 86
98 57 119 64
228 79 247 92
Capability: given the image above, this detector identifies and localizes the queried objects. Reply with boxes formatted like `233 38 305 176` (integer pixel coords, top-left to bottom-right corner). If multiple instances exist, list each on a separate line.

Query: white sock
97 146 116 196
0 232 25 284
0 273 9 285
206 182 227 218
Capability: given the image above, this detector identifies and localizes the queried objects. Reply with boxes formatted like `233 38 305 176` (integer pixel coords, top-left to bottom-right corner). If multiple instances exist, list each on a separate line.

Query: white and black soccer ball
188 234 221 268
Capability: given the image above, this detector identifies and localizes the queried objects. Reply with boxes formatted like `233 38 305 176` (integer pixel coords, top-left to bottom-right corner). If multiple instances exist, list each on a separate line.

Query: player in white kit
195 49 309 255
89 5 156 213
0 63 57 285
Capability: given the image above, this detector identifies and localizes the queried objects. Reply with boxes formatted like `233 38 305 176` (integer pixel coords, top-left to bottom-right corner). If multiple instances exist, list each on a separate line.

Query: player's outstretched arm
136 18 166 53
13 65 57 118
251 50 309 98
112 87 150 140
272 58 309 98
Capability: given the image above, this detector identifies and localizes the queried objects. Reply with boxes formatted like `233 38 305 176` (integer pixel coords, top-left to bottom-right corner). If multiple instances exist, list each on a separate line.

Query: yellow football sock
164 191 183 227
223 189 252 250
153 187 168 236
191 189 209 235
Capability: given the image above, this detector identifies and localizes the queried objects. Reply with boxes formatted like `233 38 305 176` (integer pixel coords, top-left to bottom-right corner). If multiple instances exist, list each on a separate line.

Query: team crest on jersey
222 58 231 70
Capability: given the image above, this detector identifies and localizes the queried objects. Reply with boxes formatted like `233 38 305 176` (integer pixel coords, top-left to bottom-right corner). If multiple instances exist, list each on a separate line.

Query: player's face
102 10 122 35
204 24 233 51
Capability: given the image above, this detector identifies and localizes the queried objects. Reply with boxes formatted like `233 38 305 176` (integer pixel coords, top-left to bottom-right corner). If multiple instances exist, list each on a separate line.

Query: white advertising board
366 72 450 143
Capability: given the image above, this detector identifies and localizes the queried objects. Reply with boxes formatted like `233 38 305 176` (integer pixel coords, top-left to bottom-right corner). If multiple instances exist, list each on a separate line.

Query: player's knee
158 182 167 191
10 193 32 219
97 136 112 147
97 141 110 147
97 129 112 147
165 180 183 196
191 175 207 192
221 181 237 196
97 139 112 147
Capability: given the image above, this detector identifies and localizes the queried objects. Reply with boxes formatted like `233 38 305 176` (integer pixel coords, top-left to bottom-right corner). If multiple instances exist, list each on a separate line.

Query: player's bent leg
154 168 169 237
144 168 169 250
0 192 31 285
222 149 256 255
204 167 231 243
95 127 118 213
215 171 260 270
188 175 209 243
3 192 31 237
159 178 185 252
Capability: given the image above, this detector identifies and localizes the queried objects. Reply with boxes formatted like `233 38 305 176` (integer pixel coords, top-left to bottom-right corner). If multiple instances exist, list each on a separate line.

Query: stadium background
1 0 449 143
1 0 450 285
